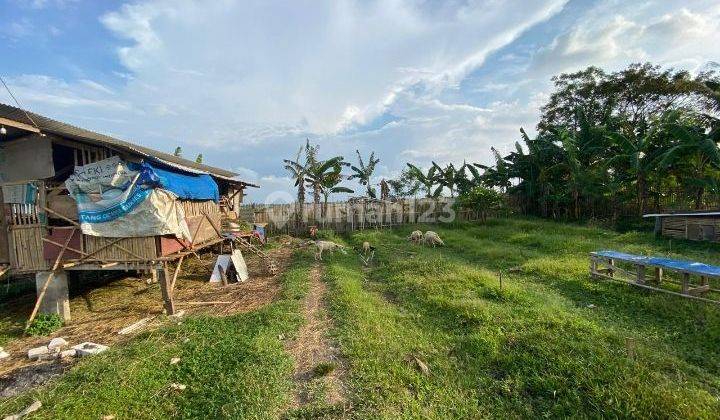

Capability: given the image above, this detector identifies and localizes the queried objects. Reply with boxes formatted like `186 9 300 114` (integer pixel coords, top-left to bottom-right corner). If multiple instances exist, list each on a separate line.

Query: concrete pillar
35 270 71 322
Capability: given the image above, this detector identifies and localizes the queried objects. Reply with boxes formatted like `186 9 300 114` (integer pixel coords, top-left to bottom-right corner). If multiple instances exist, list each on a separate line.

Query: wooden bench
590 250 720 305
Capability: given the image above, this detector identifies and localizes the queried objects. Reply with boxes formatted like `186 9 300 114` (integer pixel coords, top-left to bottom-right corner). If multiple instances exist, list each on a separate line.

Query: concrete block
72 342 108 357
27 346 51 360
35 270 71 322
60 349 77 358
37 352 59 361
48 337 68 350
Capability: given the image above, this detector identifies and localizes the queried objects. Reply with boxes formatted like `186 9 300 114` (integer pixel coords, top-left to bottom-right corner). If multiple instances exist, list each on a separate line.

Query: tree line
283 63 720 222
481 63 720 220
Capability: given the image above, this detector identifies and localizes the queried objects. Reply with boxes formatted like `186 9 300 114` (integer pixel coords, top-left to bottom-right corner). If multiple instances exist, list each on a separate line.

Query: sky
1 0 719 203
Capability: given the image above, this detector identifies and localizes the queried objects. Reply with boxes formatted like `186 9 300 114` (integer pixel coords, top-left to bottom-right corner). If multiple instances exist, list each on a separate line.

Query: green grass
3 218 720 418
324 217 720 418
0 254 313 419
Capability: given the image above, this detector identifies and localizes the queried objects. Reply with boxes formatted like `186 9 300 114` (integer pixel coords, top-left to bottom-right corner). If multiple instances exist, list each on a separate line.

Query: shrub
26 313 63 336
456 186 504 222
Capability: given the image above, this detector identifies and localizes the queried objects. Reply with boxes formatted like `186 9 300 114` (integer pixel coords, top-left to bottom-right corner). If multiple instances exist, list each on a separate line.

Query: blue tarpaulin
593 250 720 277
132 161 219 202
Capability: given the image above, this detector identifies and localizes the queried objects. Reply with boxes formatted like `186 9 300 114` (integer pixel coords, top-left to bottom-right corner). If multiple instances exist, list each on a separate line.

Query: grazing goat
359 241 376 266
423 231 444 247
312 240 347 261
408 230 423 243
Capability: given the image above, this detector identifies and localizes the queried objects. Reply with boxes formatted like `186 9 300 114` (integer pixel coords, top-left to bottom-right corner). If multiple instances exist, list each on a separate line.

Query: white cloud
530 4 720 75
5 0 720 203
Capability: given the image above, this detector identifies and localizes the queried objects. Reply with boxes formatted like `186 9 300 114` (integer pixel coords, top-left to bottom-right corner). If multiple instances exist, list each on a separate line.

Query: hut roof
0 103 258 187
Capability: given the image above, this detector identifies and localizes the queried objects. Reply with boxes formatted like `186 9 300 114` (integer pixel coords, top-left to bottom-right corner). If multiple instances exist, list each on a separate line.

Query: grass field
2 217 720 418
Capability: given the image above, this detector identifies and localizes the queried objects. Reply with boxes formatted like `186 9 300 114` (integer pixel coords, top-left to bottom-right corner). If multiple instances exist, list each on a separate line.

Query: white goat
423 231 444 247
312 240 347 261
408 230 423 243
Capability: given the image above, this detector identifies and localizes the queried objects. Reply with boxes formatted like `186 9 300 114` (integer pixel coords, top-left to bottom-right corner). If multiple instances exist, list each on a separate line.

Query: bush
455 186 504 221
26 313 63 336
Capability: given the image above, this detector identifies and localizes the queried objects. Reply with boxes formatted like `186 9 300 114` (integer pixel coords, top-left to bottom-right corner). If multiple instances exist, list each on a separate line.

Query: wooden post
157 263 175 315
608 259 615 278
636 265 645 285
590 258 597 279
681 272 690 295
654 267 662 284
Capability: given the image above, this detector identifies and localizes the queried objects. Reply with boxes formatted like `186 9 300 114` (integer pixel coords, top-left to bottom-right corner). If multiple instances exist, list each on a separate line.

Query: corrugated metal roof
0 102 257 187
643 212 720 218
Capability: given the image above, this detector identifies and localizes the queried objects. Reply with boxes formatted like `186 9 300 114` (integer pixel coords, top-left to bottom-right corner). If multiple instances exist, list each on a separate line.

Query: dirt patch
0 361 69 398
0 244 294 385
286 264 347 409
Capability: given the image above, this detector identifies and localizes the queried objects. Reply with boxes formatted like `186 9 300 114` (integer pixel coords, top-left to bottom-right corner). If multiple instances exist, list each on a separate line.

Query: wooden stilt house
0 103 258 318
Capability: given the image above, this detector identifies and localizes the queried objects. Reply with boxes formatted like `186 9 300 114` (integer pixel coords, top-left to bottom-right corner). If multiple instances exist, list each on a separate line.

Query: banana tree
605 124 660 216
305 156 347 218
657 111 720 209
431 162 468 197
349 150 380 198
406 163 442 197
320 170 354 216
283 146 307 205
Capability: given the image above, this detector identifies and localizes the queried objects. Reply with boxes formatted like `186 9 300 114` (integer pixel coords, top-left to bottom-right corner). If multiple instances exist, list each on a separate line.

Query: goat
423 231 444 247
358 241 376 266
311 240 347 261
408 230 423 243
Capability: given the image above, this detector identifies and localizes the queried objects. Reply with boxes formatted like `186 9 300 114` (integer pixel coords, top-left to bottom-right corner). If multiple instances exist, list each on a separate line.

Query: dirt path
287 264 347 409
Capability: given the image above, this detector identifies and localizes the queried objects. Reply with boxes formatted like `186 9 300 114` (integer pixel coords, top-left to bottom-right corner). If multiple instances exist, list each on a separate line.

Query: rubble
48 337 68 351
27 346 51 361
168 310 186 321
59 349 77 359
72 342 108 357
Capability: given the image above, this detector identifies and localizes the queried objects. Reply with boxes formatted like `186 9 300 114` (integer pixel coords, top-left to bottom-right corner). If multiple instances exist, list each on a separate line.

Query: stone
37 352 59 361
72 342 108 357
0 347 9 359
47 337 68 350
168 310 186 321
27 346 51 361
59 349 77 358
170 383 187 391
170 357 181 365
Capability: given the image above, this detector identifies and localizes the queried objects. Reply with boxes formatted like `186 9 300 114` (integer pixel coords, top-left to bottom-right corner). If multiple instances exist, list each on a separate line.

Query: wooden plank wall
5 182 49 272
662 217 720 242
83 236 157 261
183 200 222 245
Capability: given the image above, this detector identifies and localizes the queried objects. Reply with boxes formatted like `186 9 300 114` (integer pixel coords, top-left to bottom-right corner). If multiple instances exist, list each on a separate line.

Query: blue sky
1 0 719 202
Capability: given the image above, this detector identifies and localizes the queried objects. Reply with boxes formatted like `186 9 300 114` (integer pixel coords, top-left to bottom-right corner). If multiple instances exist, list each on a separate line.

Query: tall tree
349 150 380 198
406 163 441 197
283 146 307 205
657 111 720 209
